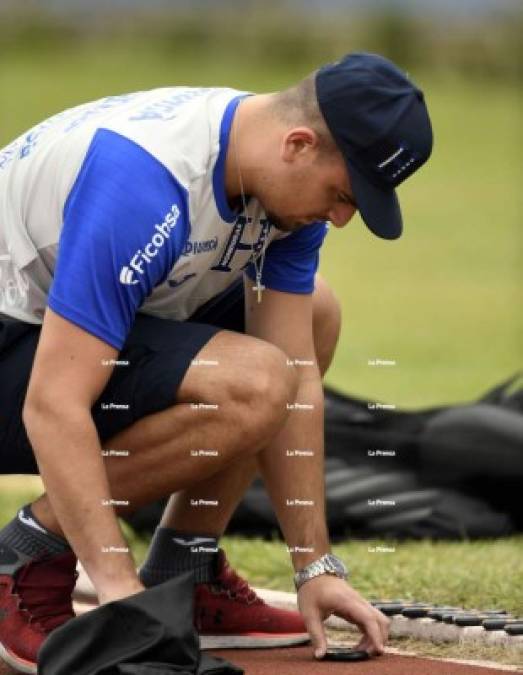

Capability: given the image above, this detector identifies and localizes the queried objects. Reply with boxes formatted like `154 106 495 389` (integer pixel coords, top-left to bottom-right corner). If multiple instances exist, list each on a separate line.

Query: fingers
360 614 386 655
339 598 388 656
367 610 391 655
298 577 390 659
303 612 328 659
353 635 371 653
376 608 391 645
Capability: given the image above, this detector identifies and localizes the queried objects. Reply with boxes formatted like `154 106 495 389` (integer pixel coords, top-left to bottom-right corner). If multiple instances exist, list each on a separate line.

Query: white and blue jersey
0 87 328 350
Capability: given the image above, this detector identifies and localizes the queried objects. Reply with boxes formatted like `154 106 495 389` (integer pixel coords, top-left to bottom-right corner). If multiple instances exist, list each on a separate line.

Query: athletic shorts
0 279 245 475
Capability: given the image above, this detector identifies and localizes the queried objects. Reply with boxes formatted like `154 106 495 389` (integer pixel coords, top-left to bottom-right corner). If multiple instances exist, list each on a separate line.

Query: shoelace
14 553 78 632
214 558 261 605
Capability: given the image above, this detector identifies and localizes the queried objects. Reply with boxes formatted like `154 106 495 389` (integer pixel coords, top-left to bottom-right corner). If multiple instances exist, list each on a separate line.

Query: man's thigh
0 282 246 476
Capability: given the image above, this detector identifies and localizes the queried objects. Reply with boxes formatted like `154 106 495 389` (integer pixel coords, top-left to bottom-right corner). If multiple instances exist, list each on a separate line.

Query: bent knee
178 331 297 431
228 338 298 424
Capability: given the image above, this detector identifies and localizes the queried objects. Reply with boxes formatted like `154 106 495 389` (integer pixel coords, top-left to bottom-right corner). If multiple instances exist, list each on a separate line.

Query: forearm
23 401 140 598
257 372 329 571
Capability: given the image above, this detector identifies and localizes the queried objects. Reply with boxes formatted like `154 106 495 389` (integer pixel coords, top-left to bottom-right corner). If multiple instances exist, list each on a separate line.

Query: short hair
271 72 337 156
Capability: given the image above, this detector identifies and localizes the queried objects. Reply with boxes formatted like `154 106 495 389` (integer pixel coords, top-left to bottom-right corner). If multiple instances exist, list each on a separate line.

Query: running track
0 647 516 674
211 646 517 675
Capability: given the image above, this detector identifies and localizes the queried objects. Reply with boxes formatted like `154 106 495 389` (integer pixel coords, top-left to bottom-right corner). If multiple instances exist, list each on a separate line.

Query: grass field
1 477 522 616
0 37 521 666
1 478 522 664
1 41 520 408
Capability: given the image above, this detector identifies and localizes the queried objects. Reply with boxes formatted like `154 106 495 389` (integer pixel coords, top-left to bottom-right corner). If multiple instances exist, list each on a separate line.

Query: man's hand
297 575 390 658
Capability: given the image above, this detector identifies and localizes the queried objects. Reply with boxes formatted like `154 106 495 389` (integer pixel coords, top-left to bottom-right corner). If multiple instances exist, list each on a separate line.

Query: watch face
325 554 346 577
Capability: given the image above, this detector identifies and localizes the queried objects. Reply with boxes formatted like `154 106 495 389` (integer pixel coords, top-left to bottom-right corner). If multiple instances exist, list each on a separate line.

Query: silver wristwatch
294 553 348 591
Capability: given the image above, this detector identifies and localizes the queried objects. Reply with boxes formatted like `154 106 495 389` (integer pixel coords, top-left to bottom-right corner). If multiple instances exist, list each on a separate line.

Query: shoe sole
200 632 310 649
0 641 37 674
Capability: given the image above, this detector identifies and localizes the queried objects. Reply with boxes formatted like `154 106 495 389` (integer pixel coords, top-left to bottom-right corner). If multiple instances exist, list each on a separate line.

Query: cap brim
347 159 403 240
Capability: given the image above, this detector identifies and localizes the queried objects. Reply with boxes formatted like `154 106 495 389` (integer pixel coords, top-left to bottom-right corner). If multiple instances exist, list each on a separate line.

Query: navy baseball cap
316 52 433 239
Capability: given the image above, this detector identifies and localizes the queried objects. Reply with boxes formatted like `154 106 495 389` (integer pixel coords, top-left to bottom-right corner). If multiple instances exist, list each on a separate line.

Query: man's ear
281 127 320 163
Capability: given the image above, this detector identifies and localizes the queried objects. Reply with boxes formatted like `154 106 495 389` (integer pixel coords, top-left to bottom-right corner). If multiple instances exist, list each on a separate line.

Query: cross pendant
252 279 265 303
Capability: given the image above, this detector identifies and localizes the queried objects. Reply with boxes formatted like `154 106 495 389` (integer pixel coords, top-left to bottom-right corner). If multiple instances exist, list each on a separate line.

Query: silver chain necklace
233 98 268 303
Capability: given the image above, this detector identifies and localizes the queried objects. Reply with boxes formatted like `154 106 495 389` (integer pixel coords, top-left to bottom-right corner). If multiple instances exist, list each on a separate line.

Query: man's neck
224 94 272 208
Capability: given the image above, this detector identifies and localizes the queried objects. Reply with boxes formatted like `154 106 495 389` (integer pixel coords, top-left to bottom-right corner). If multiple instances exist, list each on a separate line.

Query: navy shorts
0 280 244 475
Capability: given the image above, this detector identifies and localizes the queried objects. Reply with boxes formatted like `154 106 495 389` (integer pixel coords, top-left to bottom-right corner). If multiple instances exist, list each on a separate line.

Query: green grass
0 41 520 408
0 39 521 666
321 75 522 407
2 479 521 616
136 531 523 664
2 482 522 665
81 528 523 665
0 477 43 525
223 536 523 616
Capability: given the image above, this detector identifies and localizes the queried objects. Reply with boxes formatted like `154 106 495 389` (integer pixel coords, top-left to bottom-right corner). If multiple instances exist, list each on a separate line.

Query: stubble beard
265 211 308 233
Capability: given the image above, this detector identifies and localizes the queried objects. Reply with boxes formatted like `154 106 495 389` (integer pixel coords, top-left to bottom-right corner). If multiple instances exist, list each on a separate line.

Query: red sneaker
195 549 309 648
0 546 78 673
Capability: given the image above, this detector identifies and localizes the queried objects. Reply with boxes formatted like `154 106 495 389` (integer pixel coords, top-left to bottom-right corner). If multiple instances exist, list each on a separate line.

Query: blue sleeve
245 221 328 294
48 129 189 349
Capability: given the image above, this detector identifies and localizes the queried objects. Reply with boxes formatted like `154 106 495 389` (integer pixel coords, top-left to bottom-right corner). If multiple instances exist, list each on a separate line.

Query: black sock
139 527 219 586
0 504 71 560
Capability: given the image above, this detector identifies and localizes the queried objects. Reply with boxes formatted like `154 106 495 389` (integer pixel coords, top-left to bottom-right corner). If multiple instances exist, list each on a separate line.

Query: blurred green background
0 3 522 648
1 1 520 408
